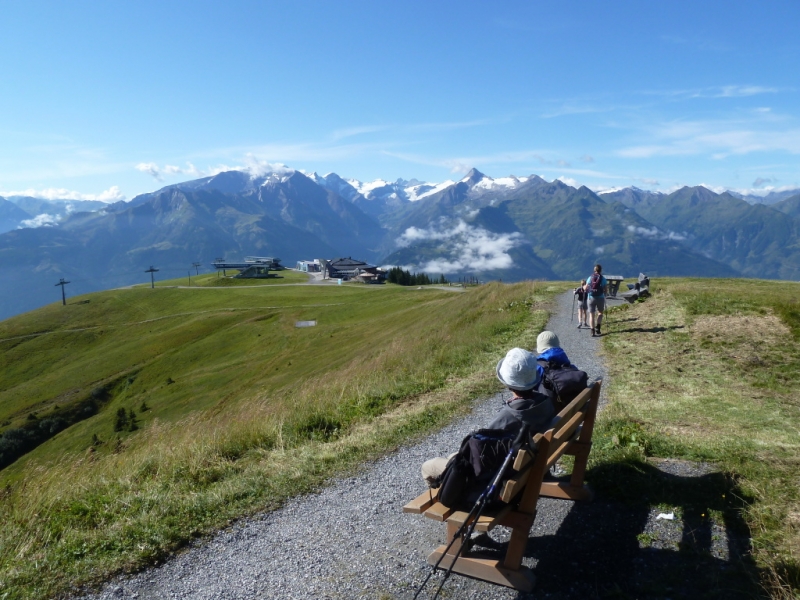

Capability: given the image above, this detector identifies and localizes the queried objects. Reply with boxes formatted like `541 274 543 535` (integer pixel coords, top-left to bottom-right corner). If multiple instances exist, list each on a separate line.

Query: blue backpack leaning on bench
403 379 602 592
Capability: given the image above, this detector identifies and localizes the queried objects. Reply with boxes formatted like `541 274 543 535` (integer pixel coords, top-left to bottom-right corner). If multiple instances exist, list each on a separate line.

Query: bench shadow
476 461 763 599
607 325 685 335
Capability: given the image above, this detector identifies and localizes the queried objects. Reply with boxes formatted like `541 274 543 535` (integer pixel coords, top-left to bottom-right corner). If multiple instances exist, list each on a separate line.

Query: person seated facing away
421 348 555 485
534 330 588 412
535 330 572 367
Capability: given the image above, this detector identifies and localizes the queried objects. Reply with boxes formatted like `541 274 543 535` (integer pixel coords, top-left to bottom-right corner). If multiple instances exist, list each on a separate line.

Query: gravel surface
77 291 757 600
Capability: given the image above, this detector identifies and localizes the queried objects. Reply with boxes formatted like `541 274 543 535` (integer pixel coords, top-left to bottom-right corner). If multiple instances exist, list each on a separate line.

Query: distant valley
1 167 799 321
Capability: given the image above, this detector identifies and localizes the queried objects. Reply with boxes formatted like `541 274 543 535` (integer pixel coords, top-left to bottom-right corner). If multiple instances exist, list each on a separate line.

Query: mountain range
1 168 799 321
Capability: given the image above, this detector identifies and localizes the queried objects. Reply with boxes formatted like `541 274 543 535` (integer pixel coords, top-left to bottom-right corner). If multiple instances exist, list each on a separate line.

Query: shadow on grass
474 461 763 599
608 325 685 335
527 461 761 599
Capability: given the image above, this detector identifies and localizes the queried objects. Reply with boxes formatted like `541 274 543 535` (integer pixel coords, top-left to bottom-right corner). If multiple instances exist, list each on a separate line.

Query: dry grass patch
599 279 800 597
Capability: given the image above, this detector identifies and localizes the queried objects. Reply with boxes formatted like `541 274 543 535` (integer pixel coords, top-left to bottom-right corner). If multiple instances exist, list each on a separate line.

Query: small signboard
295 320 317 328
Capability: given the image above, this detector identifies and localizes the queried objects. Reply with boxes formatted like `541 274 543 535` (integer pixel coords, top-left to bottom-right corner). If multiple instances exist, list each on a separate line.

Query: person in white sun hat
420 347 555 485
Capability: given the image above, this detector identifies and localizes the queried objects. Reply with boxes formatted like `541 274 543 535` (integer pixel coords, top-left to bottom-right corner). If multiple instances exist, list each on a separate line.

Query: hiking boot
577 323 582 329
596 325 601 336
591 328 596 337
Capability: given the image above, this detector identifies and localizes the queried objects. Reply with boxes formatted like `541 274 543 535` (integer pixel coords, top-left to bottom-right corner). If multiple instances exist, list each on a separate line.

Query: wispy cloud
330 125 390 141
19 214 60 228
541 104 614 119
0 186 125 202
626 224 686 241
135 161 227 181
752 176 776 188
394 220 523 273
643 85 779 100
617 111 800 159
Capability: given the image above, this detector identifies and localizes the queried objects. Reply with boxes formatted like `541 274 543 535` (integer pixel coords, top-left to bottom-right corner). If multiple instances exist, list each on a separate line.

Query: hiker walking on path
585 264 608 337
574 282 588 329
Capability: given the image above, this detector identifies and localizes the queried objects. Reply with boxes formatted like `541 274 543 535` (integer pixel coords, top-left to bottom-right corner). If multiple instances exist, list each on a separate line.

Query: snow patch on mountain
408 180 455 201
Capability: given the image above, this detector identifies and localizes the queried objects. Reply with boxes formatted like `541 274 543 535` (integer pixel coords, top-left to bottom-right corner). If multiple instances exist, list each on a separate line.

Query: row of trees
386 267 448 286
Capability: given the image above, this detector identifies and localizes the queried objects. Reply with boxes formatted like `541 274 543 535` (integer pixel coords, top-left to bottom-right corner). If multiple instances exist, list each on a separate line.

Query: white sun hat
496 348 542 391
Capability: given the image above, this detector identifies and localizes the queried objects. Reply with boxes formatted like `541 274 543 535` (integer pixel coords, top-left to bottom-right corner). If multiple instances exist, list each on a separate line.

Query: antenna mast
55 278 71 305
145 266 159 288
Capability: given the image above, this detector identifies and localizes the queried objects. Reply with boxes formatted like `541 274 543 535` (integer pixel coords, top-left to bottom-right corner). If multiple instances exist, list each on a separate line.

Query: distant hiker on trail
420 348 555 486
535 331 589 412
574 281 588 329
585 264 608 337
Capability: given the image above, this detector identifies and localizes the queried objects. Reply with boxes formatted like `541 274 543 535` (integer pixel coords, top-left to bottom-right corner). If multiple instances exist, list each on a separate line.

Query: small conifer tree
128 409 138 431
113 408 129 432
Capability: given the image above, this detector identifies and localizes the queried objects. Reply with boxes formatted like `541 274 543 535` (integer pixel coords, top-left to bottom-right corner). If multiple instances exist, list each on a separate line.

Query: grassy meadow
150 268 310 287
595 278 800 598
0 277 561 599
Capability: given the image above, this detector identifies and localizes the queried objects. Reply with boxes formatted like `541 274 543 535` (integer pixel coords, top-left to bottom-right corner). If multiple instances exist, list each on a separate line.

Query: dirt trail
77 291 758 600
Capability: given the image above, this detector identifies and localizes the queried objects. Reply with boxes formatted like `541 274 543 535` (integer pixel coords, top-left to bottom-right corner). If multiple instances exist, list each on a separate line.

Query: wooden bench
403 380 602 592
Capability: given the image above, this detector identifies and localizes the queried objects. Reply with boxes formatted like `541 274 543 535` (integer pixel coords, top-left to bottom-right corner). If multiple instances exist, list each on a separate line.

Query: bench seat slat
423 502 453 521
403 488 439 514
446 504 513 532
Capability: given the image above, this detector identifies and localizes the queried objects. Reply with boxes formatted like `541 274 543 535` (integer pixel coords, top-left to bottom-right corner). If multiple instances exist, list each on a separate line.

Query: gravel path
77 292 757 600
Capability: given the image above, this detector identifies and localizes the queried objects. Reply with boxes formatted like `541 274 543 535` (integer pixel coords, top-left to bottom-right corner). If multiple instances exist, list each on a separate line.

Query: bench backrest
498 380 598 506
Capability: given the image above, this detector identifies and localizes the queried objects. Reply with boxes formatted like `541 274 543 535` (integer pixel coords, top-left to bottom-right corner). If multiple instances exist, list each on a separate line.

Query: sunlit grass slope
596 278 800 598
0 278 563 599
150 268 310 287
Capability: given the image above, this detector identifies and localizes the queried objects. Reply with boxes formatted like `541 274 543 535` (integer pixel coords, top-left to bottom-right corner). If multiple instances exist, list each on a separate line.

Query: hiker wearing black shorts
585 264 608 337
574 282 588 329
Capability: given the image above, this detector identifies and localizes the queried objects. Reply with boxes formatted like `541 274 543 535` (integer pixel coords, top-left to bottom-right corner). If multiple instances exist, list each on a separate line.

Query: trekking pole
413 424 531 600
571 291 576 323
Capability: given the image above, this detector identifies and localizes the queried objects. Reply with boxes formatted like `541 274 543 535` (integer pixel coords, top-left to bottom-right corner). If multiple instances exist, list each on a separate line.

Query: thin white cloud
19 214 60 228
617 114 800 158
645 85 779 100
1 186 125 202
558 176 579 187
626 225 686 241
541 104 613 119
396 220 522 272
330 125 390 141
136 162 163 181
135 161 238 181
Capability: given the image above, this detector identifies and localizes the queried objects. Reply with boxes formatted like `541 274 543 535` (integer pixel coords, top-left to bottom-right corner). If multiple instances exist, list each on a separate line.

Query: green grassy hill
2 276 800 598
0 276 558 598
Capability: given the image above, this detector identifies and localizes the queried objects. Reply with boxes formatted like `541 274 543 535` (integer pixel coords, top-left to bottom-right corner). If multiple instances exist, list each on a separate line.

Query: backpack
539 361 589 412
434 428 519 509
588 273 603 296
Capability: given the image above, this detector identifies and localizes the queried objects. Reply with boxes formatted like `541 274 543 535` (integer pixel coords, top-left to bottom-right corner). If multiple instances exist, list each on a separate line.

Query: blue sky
1 0 799 201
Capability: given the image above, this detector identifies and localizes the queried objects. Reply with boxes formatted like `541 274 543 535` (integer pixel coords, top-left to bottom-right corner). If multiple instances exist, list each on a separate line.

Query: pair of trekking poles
413 423 531 600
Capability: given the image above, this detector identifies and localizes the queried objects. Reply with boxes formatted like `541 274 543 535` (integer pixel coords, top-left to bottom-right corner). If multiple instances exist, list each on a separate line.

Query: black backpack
539 361 589 412
434 428 518 509
588 273 603 296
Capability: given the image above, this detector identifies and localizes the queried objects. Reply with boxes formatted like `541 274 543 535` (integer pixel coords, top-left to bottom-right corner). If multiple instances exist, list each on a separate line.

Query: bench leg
502 511 535 570
445 520 467 556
